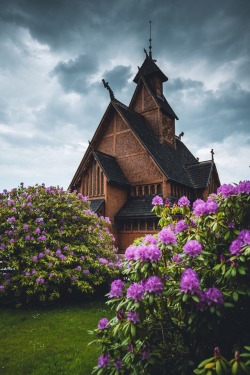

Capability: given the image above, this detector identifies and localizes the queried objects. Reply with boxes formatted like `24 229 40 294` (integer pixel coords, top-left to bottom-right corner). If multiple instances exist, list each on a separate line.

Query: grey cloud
103 65 133 92
50 54 98 93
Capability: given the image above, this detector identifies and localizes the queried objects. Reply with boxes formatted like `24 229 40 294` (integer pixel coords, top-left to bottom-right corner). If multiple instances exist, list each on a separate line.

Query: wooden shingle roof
93 150 129 187
133 56 168 84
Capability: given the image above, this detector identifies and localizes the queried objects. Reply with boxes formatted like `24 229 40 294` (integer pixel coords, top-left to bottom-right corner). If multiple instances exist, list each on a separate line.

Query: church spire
149 20 152 59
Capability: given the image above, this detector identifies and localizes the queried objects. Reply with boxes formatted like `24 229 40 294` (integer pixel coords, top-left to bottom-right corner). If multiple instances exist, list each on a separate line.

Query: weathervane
102 79 115 100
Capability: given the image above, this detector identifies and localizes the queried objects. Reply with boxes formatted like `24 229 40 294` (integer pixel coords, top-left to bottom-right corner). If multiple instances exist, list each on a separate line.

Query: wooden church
69 48 220 251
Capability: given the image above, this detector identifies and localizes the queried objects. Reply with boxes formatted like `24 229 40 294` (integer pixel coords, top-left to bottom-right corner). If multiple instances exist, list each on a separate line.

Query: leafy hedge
90 181 250 375
0 183 120 304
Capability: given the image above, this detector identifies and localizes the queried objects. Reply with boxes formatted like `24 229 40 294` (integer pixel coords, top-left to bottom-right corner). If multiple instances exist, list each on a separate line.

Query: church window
150 185 155 195
97 167 100 195
138 186 142 196
144 186 149 196
157 184 162 195
147 219 153 230
89 168 93 196
85 173 89 196
125 221 132 231
132 220 138 230
101 172 104 195
139 220 145 230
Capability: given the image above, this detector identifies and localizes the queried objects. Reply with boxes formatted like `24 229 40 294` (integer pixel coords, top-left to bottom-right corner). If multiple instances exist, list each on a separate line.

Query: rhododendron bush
0 183 119 304
90 181 250 375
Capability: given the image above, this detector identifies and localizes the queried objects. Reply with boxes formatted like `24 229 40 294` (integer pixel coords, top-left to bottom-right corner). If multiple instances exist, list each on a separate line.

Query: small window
132 220 138 231
147 219 153 230
139 220 145 231
125 221 131 231
138 186 142 196
150 185 155 195
144 186 149 196
157 184 162 195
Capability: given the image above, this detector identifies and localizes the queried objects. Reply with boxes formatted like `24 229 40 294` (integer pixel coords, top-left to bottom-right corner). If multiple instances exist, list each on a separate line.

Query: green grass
0 299 112 375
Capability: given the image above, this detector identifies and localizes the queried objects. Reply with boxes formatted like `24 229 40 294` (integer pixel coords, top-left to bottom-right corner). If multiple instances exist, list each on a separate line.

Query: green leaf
131 324 136 337
215 360 222 375
231 361 238 375
182 294 189 302
198 357 215 368
233 291 238 302
192 295 200 303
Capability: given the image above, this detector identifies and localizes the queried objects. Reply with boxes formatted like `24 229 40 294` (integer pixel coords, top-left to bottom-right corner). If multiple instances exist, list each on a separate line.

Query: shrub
89 181 250 375
0 183 120 304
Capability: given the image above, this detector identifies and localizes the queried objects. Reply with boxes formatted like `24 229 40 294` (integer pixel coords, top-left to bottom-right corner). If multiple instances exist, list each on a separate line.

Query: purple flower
144 276 163 296
125 245 137 261
114 359 122 371
84 269 90 275
56 249 61 255
98 318 110 330
71 276 77 281
45 249 50 254
229 239 243 256
31 269 37 274
99 258 108 265
126 282 144 302
98 354 110 368
126 310 140 324
152 195 163 206
175 220 188 234
193 201 208 217
37 235 46 241
206 200 219 214
172 254 183 263
238 229 250 245
158 228 177 245
10 238 15 244
25 235 31 240
109 279 125 298
136 244 161 263
75 265 82 271
36 277 45 284
217 184 237 198
183 240 203 258
141 347 150 360
204 287 224 306
142 234 157 245
59 254 66 260
227 221 235 229
32 256 38 261
23 224 29 230
7 217 16 223
34 227 41 234
180 268 200 295
0 285 5 291
178 196 190 207
236 180 250 195
38 252 44 259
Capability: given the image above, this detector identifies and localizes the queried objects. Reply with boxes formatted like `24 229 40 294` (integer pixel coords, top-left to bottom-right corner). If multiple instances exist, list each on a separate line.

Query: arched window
150 185 155 195
101 172 104 195
138 186 142 196
85 173 89 196
144 186 149 196
89 168 93 196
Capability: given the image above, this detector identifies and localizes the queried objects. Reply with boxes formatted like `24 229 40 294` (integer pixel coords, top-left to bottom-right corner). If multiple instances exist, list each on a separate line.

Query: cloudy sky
0 0 249 192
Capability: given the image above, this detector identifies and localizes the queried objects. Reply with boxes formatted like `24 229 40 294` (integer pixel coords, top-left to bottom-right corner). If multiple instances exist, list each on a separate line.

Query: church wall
118 153 162 184
105 184 128 223
116 113 128 132
115 131 144 156
98 135 114 155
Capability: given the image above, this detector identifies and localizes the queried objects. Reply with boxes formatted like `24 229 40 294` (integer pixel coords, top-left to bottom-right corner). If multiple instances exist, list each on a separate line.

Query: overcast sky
0 0 249 192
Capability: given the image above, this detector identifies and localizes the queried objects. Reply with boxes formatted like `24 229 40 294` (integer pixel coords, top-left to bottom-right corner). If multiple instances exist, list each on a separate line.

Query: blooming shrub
90 181 250 374
0 183 119 304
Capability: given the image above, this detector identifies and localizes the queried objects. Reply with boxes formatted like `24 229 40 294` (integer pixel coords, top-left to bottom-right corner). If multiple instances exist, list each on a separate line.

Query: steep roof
115 196 156 219
93 150 129 187
186 161 214 189
133 56 168 83
113 101 198 187
89 199 105 212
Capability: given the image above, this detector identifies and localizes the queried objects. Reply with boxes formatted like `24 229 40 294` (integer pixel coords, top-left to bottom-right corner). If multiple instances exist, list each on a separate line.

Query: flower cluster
180 268 200 295
125 244 161 263
126 282 144 302
126 310 140 324
158 227 177 245
229 229 250 255
178 196 190 207
183 240 203 258
144 276 163 296
98 318 110 330
152 195 163 206
193 199 219 217
109 279 125 298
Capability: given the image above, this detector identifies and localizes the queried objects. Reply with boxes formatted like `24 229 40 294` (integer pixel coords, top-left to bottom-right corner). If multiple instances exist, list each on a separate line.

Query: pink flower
152 195 163 206
178 196 190 207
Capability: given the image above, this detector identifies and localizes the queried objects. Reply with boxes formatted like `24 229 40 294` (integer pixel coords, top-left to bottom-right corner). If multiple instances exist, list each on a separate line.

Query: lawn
0 298 112 375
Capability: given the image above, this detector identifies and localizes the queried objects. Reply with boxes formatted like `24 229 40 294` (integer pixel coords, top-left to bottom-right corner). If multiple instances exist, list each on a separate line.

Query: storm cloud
0 0 249 191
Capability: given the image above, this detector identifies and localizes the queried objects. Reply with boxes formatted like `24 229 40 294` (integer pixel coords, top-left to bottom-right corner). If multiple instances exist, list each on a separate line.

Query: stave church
69 45 220 251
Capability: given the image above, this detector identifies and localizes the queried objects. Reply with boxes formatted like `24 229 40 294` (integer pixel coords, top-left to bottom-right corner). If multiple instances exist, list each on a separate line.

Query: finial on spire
149 20 152 59
102 79 115 100
211 148 214 161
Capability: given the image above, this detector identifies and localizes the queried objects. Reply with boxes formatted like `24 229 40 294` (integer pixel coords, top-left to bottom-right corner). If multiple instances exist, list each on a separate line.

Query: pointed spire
102 79 115 100
211 148 214 161
149 20 152 59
